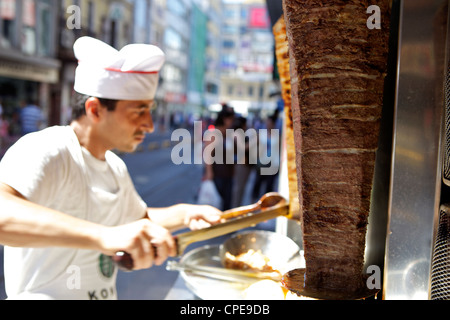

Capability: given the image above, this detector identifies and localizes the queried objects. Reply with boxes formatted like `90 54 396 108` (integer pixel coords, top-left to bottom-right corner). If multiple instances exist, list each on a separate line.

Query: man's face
99 99 155 153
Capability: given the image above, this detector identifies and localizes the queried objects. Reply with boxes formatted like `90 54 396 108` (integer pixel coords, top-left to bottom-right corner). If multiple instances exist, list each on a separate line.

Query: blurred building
149 0 223 128
0 0 277 136
186 2 207 119
131 0 167 130
133 0 152 44
0 0 60 132
219 0 277 117
203 0 222 115
159 0 190 128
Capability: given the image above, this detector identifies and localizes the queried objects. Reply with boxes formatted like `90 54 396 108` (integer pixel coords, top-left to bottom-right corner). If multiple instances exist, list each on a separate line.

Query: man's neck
70 118 108 161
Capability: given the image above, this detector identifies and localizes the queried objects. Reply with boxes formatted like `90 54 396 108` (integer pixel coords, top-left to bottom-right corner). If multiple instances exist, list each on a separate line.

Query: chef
0 37 222 300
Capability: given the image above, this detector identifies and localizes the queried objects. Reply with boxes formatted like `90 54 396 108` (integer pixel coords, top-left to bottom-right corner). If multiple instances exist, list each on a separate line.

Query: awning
0 48 60 83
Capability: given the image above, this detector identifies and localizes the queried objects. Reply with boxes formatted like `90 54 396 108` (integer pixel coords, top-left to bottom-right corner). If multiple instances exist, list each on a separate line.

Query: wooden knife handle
112 243 169 272
112 251 134 272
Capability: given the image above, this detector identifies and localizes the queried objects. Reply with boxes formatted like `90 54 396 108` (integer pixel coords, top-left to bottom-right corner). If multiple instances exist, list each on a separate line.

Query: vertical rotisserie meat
273 16 300 220
282 0 391 293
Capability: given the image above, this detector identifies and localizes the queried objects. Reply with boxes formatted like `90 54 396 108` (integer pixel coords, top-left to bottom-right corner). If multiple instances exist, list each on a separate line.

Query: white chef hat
73 37 165 101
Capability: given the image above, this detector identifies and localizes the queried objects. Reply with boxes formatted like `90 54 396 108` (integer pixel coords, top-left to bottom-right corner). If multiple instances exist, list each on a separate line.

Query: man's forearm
0 183 179 270
147 203 222 233
0 183 103 250
146 204 187 232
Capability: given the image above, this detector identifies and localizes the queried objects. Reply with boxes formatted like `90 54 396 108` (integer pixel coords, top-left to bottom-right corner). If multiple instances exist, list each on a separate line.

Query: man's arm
147 204 222 232
0 182 176 269
0 183 103 249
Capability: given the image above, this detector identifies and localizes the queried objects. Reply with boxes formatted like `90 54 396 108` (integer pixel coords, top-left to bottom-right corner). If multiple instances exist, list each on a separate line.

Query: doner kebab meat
281 0 391 294
273 16 300 220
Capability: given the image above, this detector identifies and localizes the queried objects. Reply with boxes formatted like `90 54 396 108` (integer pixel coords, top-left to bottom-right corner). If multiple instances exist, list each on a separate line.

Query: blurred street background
0 0 284 158
0 0 285 299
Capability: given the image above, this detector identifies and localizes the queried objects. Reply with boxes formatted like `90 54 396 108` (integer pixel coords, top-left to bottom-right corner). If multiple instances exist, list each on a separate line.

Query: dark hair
214 103 235 127
71 93 119 121
233 116 247 130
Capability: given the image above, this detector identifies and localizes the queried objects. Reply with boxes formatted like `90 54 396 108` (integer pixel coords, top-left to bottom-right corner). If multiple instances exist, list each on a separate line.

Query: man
0 37 222 300
203 104 235 210
20 100 44 135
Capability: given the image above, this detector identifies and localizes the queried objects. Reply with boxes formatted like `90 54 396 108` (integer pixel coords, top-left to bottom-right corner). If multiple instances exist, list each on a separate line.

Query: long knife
166 261 282 282
113 203 289 271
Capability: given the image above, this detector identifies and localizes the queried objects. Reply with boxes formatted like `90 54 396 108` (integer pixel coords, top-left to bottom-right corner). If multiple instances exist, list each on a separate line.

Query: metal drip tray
178 245 249 300
175 231 305 300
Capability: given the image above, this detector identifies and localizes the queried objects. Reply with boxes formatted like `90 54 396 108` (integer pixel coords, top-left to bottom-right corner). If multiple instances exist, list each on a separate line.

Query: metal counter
165 275 198 300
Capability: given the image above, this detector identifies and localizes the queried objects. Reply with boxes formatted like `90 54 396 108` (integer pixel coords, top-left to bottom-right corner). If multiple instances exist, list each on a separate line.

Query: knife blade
166 260 282 282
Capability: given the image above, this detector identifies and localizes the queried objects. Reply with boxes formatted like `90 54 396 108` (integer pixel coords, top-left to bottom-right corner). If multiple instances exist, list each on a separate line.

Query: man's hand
182 204 223 230
98 219 177 270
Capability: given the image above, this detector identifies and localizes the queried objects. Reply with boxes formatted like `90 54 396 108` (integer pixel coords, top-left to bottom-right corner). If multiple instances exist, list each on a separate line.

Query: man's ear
85 97 102 122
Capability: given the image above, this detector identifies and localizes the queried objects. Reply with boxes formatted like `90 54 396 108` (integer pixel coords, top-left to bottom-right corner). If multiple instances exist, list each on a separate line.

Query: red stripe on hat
104 67 159 74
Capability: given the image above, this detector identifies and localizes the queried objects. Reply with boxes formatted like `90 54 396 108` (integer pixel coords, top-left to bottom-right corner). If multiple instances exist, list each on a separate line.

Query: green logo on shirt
99 254 115 278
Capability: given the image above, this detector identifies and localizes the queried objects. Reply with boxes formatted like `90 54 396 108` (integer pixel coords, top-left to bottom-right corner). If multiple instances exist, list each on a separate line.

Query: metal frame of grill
431 205 450 300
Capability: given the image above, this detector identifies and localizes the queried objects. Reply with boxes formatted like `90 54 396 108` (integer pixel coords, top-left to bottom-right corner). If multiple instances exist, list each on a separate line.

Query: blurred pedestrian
20 100 44 135
252 113 281 201
0 114 9 156
204 104 235 210
231 116 256 207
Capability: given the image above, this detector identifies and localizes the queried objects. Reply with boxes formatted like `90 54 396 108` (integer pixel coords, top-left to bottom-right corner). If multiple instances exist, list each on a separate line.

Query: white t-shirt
0 126 147 300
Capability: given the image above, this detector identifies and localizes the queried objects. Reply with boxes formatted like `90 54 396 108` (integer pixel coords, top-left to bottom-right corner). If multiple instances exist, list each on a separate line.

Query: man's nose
142 112 154 134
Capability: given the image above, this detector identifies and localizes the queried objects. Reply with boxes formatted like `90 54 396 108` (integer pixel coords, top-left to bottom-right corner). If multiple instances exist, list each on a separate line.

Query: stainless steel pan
167 230 302 282
168 230 305 299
